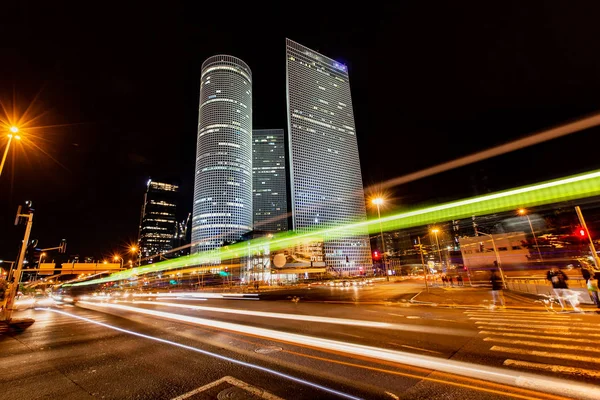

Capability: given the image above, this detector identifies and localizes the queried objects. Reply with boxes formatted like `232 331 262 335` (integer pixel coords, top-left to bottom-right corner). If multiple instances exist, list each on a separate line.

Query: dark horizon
2 2 600 259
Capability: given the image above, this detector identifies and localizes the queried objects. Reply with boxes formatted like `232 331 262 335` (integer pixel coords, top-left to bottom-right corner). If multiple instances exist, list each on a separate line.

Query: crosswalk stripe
466 313 578 320
473 318 593 326
490 346 600 364
484 337 600 353
479 330 600 343
475 322 598 331
478 326 600 338
503 359 600 379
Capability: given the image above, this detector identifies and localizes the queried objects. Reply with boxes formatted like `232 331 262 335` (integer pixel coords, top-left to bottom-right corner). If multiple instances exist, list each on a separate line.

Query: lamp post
371 198 389 281
431 228 444 272
518 209 543 263
417 236 429 292
113 255 124 268
0 127 21 178
476 230 507 289
130 246 141 267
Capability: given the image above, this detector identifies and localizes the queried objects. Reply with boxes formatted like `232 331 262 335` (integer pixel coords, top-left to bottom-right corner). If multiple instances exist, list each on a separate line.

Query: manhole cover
254 346 282 354
217 386 252 399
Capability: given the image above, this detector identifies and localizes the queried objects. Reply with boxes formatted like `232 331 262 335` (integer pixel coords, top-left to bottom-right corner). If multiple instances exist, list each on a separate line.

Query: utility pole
1 202 34 322
575 206 600 270
418 236 429 292
476 230 507 289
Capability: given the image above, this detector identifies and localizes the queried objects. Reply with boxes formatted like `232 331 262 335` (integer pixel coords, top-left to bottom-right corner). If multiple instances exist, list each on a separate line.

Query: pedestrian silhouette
490 269 505 308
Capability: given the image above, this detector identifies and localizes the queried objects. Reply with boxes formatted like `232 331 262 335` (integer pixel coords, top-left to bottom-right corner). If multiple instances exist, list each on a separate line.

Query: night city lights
2 4 600 400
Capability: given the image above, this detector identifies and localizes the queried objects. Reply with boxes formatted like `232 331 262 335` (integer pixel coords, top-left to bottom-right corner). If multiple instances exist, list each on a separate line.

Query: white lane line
337 332 364 339
479 331 600 343
399 345 443 355
432 318 459 323
475 322 598 331
490 346 600 364
37 308 362 400
172 376 283 400
75 302 600 400
477 326 600 338
484 337 600 353
472 318 592 326
406 316 421 319
503 360 600 379
387 313 405 317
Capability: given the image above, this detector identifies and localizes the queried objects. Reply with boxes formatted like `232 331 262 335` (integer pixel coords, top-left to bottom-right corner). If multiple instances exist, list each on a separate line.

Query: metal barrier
505 277 593 304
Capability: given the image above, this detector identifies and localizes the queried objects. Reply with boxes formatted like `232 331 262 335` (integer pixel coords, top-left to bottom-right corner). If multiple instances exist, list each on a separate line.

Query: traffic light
576 227 587 238
372 251 380 260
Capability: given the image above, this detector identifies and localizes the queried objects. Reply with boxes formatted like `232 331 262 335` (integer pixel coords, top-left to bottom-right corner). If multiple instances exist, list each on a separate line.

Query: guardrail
505 276 593 304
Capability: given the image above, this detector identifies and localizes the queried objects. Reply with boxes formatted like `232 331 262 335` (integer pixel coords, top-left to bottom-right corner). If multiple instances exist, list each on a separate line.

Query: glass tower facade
139 180 179 262
252 129 288 232
192 55 253 252
285 39 372 275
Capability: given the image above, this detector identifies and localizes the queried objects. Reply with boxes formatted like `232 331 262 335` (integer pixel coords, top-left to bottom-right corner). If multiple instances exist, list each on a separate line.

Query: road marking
399 345 443 354
387 313 405 317
475 322 598 331
406 316 421 319
466 313 577 320
73 303 600 400
471 317 590 325
39 308 362 400
385 391 400 400
503 360 600 379
477 326 600 338
337 332 364 339
171 375 284 400
490 346 600 364
479 331 600 343
432 318 459 323
484 337 600 353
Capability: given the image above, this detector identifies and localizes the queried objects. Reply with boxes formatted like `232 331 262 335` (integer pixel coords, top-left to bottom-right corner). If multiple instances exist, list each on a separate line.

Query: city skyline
2 4 600 258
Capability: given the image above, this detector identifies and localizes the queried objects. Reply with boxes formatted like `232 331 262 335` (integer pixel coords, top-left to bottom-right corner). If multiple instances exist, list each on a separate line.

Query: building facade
138 180 179 262
285 39 372 275
252 129 288 232
192 55 253 252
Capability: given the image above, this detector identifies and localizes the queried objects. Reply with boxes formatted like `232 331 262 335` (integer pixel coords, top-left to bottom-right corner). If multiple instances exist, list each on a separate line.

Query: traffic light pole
1 206 34 322
575 206 600 270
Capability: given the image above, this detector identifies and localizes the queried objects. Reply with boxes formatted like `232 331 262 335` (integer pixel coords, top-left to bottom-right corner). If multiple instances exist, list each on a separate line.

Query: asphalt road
2 285 600 400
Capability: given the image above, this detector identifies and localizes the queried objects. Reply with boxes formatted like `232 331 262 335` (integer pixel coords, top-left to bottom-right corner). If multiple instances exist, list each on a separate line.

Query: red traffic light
579 228 587 237
372 251 380 260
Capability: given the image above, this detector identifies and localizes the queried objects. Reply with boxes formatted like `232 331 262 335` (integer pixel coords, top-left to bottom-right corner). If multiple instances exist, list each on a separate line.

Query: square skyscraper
285 39 372 275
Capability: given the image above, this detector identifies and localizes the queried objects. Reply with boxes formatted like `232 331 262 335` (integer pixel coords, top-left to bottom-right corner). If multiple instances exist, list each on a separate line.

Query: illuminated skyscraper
285 39 371 275
192 55 253 252
252 129 288 232
138 180 179 262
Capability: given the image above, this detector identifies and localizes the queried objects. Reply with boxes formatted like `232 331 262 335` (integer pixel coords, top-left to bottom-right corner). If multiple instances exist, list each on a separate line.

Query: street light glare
130 246 138 252
518 208 526 215
371 198 384 205
431 228 440 233
9 126 18 133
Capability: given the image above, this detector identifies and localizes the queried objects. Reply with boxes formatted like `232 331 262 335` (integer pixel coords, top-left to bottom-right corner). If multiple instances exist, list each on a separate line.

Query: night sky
1 2 600 260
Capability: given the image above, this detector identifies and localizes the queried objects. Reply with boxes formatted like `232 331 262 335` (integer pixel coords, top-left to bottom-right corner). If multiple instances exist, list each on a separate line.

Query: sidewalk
411 286 600 312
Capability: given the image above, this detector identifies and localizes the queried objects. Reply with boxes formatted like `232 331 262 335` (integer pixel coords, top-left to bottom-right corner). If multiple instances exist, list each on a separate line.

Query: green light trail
72 169 600 287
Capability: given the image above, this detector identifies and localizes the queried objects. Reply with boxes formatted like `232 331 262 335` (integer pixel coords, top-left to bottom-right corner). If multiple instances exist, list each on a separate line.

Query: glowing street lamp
113 255 124 268
430 228 444 271
371 197 388 280
517 208 543 262
0 126 21 178
130 246 141 267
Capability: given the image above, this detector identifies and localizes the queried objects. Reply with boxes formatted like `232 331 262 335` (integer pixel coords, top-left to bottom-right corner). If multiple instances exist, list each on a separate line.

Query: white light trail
367 111 600 191
132 292 259 300
77 301 600 400
124 300 470 335
35 308 362 400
